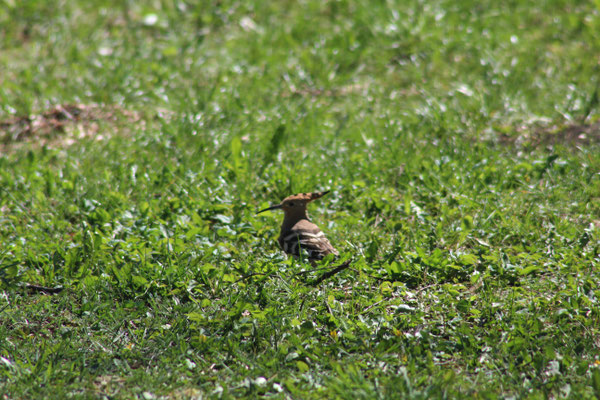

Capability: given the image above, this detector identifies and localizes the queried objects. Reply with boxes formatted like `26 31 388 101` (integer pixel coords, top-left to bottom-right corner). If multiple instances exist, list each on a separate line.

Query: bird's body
257 191 338 262
279 218 338 261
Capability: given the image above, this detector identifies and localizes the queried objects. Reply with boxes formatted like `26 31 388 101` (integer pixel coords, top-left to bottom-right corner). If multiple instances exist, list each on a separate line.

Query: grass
1 0 600 398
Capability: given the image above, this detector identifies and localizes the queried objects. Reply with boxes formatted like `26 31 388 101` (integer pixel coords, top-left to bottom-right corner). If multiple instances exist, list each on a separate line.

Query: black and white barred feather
278 222 338 261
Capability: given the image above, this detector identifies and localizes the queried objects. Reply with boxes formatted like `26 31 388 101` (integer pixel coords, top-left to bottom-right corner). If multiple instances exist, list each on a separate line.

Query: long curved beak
256 204 283 214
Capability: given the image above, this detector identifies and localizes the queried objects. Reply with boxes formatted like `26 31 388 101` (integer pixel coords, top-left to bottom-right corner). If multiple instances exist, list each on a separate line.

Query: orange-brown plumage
257 191 338 261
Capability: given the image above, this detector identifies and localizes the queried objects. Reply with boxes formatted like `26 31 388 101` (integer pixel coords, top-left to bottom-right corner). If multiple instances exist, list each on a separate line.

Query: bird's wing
279 220 339 260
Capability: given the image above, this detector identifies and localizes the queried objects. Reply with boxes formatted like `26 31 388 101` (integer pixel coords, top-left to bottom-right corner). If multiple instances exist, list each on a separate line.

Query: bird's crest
257 191 330 214
282 191 329 203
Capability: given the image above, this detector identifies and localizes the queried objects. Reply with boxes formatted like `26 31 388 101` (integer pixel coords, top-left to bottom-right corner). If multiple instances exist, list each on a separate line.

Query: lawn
1 0 600 398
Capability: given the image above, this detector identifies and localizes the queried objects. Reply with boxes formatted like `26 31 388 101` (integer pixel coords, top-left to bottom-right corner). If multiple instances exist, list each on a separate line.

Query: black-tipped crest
256 190 330 214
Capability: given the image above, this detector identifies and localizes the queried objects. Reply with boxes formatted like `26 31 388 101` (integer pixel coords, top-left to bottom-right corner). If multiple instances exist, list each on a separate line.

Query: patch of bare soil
499 119 600 149
0 103 141 151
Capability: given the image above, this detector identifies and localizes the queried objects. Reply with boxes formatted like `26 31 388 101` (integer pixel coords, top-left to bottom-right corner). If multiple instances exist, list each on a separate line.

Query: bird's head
256 191 330 215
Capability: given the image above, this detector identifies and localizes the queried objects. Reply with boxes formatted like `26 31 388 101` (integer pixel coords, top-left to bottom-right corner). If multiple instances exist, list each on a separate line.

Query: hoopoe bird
256 191 339 262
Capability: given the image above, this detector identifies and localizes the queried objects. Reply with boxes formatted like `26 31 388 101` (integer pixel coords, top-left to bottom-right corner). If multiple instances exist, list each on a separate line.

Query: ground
1 1 599 399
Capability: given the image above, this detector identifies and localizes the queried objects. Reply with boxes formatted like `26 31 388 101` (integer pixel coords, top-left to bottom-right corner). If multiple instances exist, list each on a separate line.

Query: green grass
1 0 600 398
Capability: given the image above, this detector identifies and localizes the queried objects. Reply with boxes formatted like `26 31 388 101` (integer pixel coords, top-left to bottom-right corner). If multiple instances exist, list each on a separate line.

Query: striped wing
279 228 338 260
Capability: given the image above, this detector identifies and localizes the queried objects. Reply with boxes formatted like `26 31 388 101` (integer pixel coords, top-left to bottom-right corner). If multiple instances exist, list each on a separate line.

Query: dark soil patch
0 103 141 150
499 120 600 149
